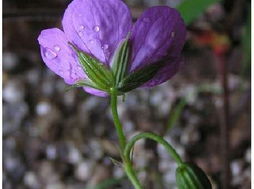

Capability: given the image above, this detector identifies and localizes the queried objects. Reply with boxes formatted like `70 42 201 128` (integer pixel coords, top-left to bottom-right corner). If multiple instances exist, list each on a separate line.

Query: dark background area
3 0 251 188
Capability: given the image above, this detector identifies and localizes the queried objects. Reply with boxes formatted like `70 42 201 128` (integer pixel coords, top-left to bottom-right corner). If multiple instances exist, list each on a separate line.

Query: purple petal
38 28 86 84
62 0 132 65
143 56 183 87
83 87 108 97
130 6 186 71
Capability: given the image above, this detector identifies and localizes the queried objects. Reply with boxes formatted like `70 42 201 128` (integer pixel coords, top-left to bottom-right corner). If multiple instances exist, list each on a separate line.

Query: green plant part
176 163 212 189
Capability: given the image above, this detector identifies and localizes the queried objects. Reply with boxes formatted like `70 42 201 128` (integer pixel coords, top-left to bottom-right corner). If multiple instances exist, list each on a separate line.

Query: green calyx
65 80 106 92
68 42 114 93
117 61 164 92
78 51 114 90
68 40 163 94
176 162 212 189
111 36 131 86
111 36 164 93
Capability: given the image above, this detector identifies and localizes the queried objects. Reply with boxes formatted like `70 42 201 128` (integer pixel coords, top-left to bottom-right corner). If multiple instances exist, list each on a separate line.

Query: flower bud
176 163 212 189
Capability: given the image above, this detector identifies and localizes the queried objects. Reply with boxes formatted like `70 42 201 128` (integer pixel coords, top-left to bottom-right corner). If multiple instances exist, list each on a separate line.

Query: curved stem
110 88 143 189
124 132 183 166
110 88 126 152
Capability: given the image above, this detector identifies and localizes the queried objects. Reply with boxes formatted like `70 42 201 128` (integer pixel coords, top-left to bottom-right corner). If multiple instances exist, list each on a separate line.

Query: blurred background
3 0 251 188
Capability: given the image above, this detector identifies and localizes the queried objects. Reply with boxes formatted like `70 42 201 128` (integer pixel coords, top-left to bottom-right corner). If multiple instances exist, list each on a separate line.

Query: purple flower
38 0 186 97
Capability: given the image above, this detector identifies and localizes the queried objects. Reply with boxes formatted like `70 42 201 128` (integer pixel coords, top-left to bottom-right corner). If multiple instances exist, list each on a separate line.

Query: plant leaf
176 0 221 25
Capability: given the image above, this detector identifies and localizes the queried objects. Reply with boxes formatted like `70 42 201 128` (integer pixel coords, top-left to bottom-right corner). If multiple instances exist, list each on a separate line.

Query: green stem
110 89 183 189
110 88 127 152
110 88 143 189
124 160 143 189
124 132 183 166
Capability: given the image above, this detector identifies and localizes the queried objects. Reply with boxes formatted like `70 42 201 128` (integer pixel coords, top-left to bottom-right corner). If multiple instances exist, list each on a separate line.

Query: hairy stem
110 88 143 189
110 88 127 151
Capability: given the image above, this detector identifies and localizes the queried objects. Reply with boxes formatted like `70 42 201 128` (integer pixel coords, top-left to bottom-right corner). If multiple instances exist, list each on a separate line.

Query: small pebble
3 80 25 104
24 172 40 189
75 161 93 181
3 52 18 71
36 101 51 116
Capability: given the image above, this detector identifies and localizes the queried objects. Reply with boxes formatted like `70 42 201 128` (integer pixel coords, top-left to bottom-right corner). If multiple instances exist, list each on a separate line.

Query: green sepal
117 61 164 93
69 42 114 91
176 163 212 189
65 80 107 92
111 36 131 86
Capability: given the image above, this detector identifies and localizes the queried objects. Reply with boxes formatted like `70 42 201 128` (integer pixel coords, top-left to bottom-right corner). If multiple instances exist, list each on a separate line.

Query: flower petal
83 87 108 97
62 0 132 65
38 28 86 84
142 56 183 87
130 6 186 71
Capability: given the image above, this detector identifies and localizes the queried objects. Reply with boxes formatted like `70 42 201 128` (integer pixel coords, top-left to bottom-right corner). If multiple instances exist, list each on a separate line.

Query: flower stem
123 160 143 189
124 132 183 166
110 88 127 151
110 88 143 189
110 89 183 189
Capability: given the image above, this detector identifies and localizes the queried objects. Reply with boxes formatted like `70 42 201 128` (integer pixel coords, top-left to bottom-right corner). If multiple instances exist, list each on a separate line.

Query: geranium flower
38 0 186 97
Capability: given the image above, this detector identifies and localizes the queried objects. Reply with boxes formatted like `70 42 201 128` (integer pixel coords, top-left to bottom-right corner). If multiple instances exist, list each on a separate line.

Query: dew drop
93 25 100 32
78 25 85 37
78 31 83 37
102 44 109 50
79 25 85 30
44 48 57 60
54 45 61 52
89 40 95 44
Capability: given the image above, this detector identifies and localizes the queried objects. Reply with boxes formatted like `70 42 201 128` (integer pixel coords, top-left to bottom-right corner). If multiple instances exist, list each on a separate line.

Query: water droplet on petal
102 44 109 50
171 32 175 38
89 40 95 44
143 18 150 23
93 25 100 32
78 31 83 37
44 48 57 60
79 25 85 30
54 45 61 52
